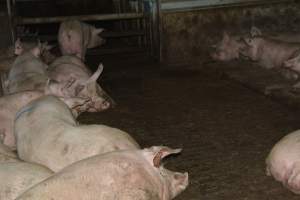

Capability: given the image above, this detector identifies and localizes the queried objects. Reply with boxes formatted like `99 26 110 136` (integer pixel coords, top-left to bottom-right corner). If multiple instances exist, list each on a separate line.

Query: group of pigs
0 19 188 200
211 26 300 87
212 27 300 194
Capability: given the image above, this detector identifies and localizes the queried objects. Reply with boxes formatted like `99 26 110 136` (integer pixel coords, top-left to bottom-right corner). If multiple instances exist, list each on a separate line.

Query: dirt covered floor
79 53 300 200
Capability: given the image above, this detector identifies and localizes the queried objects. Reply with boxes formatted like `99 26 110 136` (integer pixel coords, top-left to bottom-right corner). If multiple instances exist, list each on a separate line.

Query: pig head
49 56 114 112
211 31 245 62
266 130 300 194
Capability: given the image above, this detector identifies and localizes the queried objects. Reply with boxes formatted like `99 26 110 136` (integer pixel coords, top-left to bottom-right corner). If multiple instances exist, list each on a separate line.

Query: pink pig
49 55 113 112
16 146 188 200
58 20 105 60
15 95 139 172
266 129 300 194
211 31 245 62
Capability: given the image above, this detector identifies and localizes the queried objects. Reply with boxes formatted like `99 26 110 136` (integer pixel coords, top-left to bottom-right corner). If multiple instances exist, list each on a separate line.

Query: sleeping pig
15 95 139 172
15 146 188 200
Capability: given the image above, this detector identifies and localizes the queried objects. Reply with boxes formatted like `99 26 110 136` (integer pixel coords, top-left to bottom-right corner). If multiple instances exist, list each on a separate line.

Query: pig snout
87 97 111 112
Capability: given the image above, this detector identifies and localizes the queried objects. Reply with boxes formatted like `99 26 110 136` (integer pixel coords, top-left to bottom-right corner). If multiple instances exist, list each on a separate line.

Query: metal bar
6 0 15 43
15 13 144 25
161 0 295 12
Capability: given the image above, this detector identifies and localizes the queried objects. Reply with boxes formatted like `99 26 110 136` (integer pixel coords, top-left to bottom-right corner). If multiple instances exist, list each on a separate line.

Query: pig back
16 122 140 172
15 150 163 200
7 52 49 93
0 161 53 200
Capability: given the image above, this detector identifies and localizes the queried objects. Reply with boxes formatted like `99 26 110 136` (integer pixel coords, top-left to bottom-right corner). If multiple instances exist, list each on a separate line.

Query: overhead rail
15 13 145 25
161 0 296 12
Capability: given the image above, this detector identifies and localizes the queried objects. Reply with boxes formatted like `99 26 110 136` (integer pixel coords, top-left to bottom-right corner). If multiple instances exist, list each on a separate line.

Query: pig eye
75 85 85 95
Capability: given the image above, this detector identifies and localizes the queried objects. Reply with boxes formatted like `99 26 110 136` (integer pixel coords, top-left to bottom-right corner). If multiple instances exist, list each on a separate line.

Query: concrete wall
160 1 300 66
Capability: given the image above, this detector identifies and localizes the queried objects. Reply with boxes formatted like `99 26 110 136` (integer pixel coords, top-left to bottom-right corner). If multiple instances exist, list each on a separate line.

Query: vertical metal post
6 0 15 44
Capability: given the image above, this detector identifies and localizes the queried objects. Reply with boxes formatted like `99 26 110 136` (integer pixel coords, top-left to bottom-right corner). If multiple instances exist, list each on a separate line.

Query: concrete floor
79 54 300 199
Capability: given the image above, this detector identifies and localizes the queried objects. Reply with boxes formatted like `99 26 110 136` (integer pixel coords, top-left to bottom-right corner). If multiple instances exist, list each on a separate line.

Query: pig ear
250 26 262 37
94 28 104 35
86 63 103 83
152 146 182 168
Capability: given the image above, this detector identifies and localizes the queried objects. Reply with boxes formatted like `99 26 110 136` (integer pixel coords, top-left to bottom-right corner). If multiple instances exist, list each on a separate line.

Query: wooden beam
15 13 144 25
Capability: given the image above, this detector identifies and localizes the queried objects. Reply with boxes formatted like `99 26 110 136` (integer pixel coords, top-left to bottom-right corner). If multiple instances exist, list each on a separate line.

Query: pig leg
287 162 300 194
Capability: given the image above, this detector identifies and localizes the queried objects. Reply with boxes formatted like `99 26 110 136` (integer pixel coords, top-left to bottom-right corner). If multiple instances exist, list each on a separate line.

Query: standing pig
0 161 53 200
58 20 105 60
15 95 139 172
266 129 300 194
48 55 113 112
16 146 188 200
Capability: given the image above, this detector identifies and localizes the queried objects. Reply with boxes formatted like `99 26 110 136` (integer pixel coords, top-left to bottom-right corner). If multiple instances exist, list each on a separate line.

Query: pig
211 27 300 63
13 38 56 65
0 91 44 149
0 141 18 162
266 129 300 194
48 55 113 112
6 45 49 94
6 45 77 99
250 26 300 44
15 95 139 172
58 20 105 60
240 35 300 70
211 31 245 62
0 90 89 150
283 50 300 88
15 146 188 200
0 161 53 200
240 34 300 81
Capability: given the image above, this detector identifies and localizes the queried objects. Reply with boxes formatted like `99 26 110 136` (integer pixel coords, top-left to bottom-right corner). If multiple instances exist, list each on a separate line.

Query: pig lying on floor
15 95 139 172
16 146 188 200
0 90 90 149
0 161 53 200
266 129 300 194
49 55 114 112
